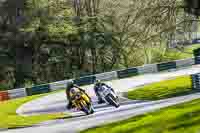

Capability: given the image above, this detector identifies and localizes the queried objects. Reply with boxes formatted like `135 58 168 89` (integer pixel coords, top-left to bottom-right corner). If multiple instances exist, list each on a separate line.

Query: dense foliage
0 0 198 89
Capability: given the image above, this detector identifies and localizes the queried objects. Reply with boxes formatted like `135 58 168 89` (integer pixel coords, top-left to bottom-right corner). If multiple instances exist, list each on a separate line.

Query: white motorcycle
98 85 120 108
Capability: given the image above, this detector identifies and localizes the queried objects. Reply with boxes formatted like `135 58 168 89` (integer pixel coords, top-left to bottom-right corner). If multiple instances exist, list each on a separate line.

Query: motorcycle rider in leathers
93 80 115 104
66 81 90 109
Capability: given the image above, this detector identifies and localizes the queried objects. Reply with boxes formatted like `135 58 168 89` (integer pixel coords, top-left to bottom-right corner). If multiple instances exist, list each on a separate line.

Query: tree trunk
14 46 33 88
91 48 97 74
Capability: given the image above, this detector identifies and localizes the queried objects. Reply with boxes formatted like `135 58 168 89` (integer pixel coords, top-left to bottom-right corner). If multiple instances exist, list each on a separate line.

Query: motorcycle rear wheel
105 94 120 108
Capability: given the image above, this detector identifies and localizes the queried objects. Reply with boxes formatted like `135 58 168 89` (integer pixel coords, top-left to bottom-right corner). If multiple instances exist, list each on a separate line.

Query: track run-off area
2 65 200 133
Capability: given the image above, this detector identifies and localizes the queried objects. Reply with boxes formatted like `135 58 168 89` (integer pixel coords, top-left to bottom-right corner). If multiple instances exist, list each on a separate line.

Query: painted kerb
137 64 158 74
157 61 176 71
49 80 71 91
95 71 118 81
176 58 195 68
8 88 27 99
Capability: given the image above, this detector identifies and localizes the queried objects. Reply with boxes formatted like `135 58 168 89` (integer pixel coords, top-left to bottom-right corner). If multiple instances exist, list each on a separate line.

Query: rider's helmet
95 79 101 86
70 88 76 95
67 80 74 90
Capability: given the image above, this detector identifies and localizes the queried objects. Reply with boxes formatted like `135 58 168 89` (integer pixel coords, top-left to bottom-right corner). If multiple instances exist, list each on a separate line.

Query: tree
0 0 77 87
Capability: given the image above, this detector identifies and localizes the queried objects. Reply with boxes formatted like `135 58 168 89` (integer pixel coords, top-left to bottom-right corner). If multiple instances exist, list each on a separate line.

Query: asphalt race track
3 65 200 133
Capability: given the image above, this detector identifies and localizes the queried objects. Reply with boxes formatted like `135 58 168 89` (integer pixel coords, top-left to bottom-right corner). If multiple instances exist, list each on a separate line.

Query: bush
0 83 9 91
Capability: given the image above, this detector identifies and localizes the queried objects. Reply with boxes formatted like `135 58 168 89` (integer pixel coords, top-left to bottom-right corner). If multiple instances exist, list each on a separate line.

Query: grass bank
0 92 68 128
82 98 200 133
128 76 193 100
166 44 200 59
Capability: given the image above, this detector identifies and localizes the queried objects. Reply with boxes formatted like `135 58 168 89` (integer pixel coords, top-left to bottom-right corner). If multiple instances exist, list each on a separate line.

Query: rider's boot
67 101 74 109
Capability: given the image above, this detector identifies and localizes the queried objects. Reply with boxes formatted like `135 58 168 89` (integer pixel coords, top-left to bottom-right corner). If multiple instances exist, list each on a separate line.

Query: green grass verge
162 44 200 61
82 98 200 133
175 44 200 59
127 76 193 100
0 91 68 128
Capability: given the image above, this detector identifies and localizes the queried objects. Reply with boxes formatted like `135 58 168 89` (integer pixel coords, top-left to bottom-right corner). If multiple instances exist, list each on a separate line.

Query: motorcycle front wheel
80 104 90 115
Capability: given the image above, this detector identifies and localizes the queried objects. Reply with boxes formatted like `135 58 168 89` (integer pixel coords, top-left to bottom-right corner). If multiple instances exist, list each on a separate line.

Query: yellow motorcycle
71 91 94 115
